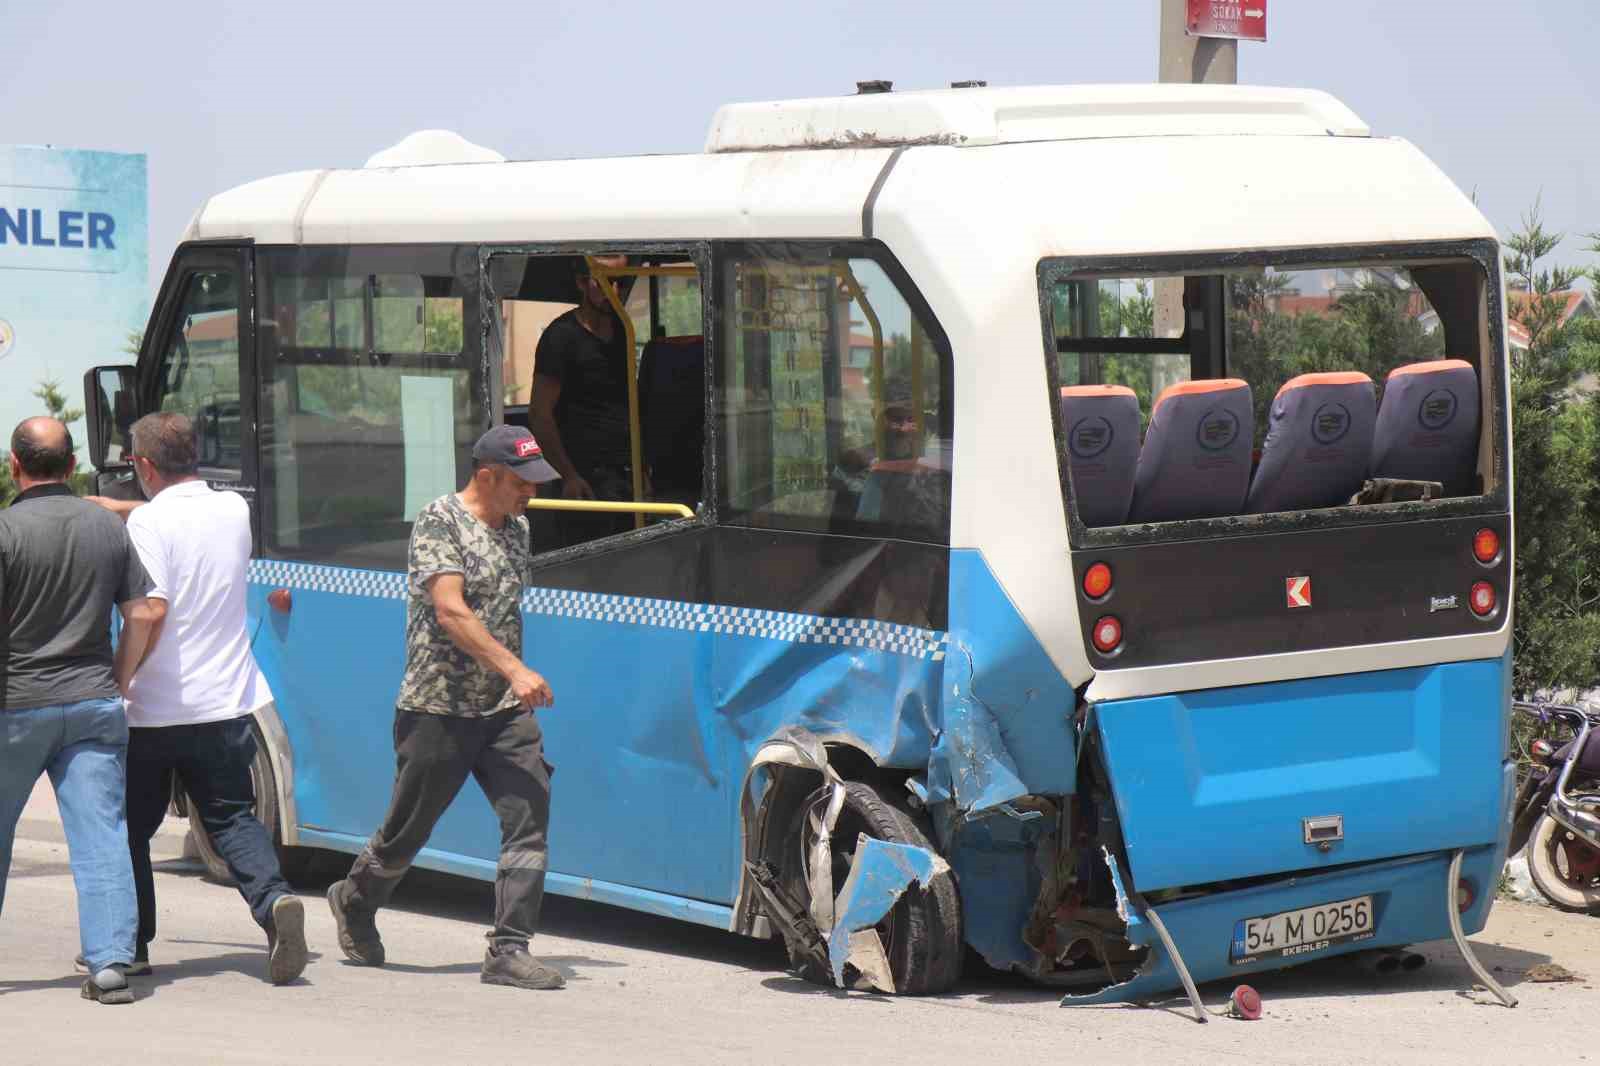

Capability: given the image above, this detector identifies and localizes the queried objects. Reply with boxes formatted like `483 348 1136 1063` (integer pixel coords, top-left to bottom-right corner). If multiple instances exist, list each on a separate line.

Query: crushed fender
826 837 951 993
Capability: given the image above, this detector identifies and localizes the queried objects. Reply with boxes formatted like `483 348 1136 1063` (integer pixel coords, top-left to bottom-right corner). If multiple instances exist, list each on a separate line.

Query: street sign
1187 0 1267 41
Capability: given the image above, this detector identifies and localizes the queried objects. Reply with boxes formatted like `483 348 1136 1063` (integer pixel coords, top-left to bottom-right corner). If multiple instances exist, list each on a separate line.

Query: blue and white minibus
85 83 1515 1006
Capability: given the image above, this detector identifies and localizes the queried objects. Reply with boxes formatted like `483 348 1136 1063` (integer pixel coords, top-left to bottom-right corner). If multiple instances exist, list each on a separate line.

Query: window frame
139 240 257 487
1039 238 1510 549
255 243 487 570
710 239 956 545
479 240 717 571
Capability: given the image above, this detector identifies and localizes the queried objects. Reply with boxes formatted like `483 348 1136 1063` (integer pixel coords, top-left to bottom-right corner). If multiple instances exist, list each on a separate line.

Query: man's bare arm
114 597 165 695
528 376 594 500
427 574 553 709
87 497 145 522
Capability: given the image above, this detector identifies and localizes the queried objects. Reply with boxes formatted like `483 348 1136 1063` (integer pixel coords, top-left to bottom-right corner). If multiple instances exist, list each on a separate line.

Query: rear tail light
1469 581 1496 617
1530 738 1555 764
1457 878 1476 913
1082 562 1113 600
1473 528 1501 564
1091 615 1123 654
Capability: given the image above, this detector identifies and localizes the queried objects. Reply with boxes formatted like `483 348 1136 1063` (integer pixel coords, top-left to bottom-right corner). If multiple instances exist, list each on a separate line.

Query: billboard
0 146 148 454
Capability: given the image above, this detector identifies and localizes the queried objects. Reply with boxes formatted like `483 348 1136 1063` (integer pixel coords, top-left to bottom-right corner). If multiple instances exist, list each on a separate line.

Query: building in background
0 145 147 448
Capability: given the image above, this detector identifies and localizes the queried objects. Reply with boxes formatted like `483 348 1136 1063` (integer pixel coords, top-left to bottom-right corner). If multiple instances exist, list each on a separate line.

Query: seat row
1061 359 1480 526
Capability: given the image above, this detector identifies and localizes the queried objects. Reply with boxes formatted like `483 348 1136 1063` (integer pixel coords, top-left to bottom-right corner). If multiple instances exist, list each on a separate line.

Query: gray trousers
343 709 552 945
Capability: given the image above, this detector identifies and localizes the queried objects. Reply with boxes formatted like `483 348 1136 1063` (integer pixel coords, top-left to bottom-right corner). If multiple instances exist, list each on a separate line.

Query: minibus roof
704 83 1370 152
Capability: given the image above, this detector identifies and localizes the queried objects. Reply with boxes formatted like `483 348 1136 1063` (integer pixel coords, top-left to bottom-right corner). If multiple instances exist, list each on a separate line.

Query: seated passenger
1129 379 1253 523
1245 372 1377 514
1059 384 1141 527
1369 358 1480 497
857 386 949 538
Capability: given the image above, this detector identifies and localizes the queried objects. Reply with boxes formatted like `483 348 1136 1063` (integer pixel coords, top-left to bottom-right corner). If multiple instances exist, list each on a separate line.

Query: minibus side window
716 244 952 544
152 269 244 471
256 245 484 570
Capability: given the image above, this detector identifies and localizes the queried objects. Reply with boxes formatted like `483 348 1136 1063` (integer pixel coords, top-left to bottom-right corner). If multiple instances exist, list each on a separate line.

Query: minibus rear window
1042 249 1503 536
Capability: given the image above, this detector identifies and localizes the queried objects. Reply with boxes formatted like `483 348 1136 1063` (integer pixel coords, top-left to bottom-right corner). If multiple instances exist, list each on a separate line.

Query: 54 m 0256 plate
1230 895 1375 965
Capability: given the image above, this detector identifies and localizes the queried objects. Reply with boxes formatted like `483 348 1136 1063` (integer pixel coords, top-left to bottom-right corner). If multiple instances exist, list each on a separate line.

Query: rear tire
1526 812 1600 914
188 723 317 887
780 780 963 994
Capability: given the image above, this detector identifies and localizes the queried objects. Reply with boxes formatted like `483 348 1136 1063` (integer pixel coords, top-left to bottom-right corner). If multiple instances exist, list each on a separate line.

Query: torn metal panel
826 836 951 992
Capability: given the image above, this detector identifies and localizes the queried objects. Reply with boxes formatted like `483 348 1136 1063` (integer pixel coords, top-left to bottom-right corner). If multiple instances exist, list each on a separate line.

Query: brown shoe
327 880 385 966
481 945 564 990
267 895 309 985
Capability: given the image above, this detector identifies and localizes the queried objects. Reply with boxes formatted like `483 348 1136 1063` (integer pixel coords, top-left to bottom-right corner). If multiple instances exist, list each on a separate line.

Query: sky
4 0 1597 289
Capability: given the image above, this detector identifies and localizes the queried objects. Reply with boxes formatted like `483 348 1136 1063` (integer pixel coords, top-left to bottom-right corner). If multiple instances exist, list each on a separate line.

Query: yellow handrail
586 256 647 529
834 265 885 455
527 498 694 519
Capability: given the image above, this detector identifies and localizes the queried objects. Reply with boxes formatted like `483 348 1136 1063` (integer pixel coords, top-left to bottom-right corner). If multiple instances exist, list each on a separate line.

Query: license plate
1230 895 1374 964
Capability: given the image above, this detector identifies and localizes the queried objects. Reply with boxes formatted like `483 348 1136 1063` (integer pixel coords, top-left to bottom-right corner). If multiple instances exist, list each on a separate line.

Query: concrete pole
1152 0 1236 386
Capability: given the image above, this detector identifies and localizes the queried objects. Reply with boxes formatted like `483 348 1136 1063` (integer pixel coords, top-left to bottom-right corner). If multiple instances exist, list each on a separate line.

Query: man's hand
561 475 596 501
88 496 144 521
509 665 554 710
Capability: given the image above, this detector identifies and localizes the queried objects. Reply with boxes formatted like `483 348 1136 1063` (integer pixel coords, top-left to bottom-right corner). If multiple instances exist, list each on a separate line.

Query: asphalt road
2 781 1592 1065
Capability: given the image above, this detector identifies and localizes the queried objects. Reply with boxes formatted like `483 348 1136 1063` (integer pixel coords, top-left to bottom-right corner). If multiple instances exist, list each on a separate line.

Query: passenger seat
638 334 705 506
1129 379 1253 523
1059 384 1141 527
1369 358 1480 496
1245 372 1377 513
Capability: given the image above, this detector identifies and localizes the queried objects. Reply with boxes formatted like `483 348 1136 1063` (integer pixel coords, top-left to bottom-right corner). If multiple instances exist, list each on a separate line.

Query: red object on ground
1230 984 1263 1020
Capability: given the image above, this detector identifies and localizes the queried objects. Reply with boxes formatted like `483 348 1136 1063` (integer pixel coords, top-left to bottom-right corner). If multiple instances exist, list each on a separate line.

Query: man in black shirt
0 417 163 1004
528 255 636 548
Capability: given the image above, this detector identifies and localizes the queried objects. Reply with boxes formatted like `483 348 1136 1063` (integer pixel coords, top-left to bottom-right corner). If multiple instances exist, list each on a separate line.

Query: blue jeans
0 697 137 972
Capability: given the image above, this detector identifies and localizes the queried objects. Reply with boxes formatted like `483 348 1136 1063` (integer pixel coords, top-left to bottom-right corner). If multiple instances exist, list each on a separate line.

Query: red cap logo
515 438 542 459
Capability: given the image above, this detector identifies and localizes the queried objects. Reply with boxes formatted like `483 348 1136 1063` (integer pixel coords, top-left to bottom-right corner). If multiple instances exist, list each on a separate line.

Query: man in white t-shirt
96 412 308 985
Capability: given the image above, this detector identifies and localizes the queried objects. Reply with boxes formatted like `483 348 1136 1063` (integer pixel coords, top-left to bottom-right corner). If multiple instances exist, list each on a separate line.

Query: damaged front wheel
781 780 963 994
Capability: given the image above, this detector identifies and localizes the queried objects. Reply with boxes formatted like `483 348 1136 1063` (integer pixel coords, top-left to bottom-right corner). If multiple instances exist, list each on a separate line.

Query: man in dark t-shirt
528 255 636 548
0 417 163 1004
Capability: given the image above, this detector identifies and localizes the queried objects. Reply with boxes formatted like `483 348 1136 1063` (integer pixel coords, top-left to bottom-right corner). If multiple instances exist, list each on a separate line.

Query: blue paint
1067 843 1506 1005
827 838 946 986
295 827 735 929
927 550 1078 814
1093 658 1510 891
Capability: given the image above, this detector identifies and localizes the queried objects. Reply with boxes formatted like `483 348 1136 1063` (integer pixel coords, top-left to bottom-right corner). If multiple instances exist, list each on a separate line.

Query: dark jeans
127 717 291 946
342 709 552 946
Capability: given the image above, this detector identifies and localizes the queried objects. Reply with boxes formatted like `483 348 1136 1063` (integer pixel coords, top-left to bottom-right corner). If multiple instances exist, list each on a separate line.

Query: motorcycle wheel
1526 812 1600 914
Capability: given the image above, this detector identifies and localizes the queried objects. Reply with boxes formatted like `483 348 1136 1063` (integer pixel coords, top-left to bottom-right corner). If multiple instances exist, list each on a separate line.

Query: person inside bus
527 254 638 550
856 383 950 538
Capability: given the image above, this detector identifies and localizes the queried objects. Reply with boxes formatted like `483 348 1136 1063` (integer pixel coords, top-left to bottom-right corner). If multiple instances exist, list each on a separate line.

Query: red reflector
1473 528 1500 564
1091 615 1122 654
1083 563 1113 600
1469 581 1496 616
1457 878 1476 913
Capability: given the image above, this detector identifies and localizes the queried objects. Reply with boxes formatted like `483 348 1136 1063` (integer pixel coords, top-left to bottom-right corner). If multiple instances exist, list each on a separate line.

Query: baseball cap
473 425 559 483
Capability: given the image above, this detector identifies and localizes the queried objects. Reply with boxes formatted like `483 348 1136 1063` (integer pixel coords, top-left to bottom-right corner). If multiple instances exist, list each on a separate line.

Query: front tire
780 780 963 994
1526 812 1600 913
188 723 316 887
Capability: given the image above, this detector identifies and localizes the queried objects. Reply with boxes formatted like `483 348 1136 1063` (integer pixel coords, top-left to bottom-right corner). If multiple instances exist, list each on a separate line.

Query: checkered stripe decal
247 559 947 660
248 559 407 600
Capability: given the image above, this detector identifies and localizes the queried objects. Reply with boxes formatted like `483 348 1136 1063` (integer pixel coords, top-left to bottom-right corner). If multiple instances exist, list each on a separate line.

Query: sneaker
480 945 564 991
80 965 134 1005
74 945 151 977
327 880 385 967
266 895 309 985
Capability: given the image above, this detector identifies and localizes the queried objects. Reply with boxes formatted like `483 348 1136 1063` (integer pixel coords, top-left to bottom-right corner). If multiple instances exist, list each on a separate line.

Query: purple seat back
1130 379 1253 523
1245 372 1377 514
1060 385 1141 527
1370 359 1480 496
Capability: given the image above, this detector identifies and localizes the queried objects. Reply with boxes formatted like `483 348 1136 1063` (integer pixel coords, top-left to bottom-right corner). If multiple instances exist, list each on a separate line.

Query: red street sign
1187 0 1267 41
1286 576 1311 609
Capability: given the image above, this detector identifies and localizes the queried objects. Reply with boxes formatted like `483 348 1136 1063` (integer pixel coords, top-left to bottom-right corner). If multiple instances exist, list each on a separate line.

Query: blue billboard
0 146 148 450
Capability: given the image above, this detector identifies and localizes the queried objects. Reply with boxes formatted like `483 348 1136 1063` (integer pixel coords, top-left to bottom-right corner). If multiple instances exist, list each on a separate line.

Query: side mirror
83 364 138 470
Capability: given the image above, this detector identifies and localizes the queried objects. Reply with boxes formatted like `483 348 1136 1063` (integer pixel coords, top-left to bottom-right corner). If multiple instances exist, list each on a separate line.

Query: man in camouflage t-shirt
328 426 568 991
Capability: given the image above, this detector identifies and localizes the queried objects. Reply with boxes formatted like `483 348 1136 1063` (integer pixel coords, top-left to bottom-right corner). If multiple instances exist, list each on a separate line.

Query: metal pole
1154 0 1237 386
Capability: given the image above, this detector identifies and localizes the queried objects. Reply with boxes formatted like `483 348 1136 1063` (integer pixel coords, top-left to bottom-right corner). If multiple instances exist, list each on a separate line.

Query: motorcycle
1510 700 1600 913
